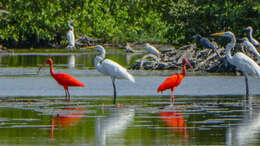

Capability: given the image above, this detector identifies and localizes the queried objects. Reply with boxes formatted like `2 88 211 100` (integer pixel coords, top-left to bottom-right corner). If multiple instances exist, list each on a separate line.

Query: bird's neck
226 35 236 65
94 56 104 73
248 29 253 41
49 63 55 76
68 24 74 32
182 65 186 76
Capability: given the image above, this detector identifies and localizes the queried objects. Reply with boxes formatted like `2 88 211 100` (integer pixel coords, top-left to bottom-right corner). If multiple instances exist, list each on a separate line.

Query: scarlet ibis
38 58 85 101
93 45 135 104
244 26 259 47
66 20 75 49
157 58 193 105
211 31 260 100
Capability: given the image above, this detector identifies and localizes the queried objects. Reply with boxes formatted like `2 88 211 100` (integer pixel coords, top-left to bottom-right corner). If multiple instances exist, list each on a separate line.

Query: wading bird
193 34 220 57
38 58 85 101
66 21 75 49
240 37 260 58
244 26 259 47
211 31 260 101
93 45 135 104
145 43 161 56
157 58 193 105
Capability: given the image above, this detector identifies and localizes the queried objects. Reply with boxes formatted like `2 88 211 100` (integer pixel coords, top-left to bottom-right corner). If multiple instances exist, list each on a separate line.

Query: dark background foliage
0 0 259 48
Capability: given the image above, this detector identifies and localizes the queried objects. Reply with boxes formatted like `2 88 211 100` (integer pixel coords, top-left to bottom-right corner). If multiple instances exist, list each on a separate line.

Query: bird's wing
67 31 75 46
244 41 260 57
200 38 216 49
54 73 85 87
102 59 135 82
251 38 260 47
157 74 183 92
232 52 260 77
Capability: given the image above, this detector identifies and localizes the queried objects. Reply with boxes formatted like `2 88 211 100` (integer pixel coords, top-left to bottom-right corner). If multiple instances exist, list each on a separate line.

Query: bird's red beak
185 59 194 72
37 62 46 74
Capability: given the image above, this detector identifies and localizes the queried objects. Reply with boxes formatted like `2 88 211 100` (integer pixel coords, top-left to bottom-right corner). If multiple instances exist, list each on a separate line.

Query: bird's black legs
67 89 71 101
112 78 117 104
245 75 249 102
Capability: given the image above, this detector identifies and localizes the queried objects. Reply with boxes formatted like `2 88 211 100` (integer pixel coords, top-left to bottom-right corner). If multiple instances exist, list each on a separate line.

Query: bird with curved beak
193 34 220 57
211 31 260 102
157 58 193 105
38 58 85 101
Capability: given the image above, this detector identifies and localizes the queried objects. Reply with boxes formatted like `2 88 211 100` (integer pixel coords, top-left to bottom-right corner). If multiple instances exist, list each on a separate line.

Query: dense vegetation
0 0 259 48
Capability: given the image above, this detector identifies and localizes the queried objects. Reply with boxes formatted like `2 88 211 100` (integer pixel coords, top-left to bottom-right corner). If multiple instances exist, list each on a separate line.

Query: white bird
211 31 260 100
240 37 260 57
94 45 135 104
66 20 75 49
244 26 260 47
145 43 161 56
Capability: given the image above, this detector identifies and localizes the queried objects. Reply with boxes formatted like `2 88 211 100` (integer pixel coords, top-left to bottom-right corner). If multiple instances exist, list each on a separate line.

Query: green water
0 96 259 146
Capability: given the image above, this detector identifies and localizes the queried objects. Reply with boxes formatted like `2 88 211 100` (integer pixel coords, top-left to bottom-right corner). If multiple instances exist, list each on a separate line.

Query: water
0 50 260 145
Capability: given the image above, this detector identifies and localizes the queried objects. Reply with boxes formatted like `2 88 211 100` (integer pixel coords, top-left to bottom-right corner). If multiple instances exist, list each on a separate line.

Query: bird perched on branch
244 26 259 48
193 34 220 57
145 43 161 56
240 37 260 58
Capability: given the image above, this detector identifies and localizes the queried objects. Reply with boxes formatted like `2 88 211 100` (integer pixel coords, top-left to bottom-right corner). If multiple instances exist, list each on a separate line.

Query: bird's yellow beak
80 46 95 49
211 32 225 36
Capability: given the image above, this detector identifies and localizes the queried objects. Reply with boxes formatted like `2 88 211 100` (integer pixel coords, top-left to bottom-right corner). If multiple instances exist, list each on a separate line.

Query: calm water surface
0 50 260 145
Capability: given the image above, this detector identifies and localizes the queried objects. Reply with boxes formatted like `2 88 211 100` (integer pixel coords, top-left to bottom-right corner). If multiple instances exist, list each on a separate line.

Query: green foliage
0 0 259 48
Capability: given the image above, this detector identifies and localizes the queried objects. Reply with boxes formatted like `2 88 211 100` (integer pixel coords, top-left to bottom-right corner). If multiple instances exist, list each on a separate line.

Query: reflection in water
50 107 84 139
159 111 188 144
95 108 135 146
67 55 75 68
226 98 260 146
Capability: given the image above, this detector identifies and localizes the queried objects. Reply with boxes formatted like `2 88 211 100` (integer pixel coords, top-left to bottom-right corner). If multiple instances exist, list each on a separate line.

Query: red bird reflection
50 107 84 138
159 111 188 140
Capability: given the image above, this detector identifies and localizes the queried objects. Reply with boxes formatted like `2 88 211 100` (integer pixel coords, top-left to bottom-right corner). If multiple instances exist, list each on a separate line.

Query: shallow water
0 50 260 145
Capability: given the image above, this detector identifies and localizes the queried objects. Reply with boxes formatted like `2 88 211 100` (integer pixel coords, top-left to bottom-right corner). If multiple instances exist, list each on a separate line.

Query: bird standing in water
211 31 260 101
66 20 75 49
93 45 135 104
157 58 193 105
38 58 85 101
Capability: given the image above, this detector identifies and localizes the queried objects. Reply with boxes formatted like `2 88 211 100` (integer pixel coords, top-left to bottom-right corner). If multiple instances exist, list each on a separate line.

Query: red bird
38 58 85 101
157 58 193 104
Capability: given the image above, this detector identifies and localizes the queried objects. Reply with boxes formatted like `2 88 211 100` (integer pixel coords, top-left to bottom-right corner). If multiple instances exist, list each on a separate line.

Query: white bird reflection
95 107 135 146
67 55 75 68
226 97 260 146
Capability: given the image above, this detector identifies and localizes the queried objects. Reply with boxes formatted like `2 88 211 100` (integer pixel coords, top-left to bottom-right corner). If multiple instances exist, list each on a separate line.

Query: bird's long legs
112 78 117 104
245 75 249 103
64 87 70 101
170 90 175 105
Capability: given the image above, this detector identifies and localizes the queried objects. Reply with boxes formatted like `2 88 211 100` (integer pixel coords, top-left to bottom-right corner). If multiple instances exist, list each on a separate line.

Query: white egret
123 43 136 53
94 45 135 104
145 43 161 56
244 26 259 47
66 20 75 49
211 31 260 100
240 37 260 57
